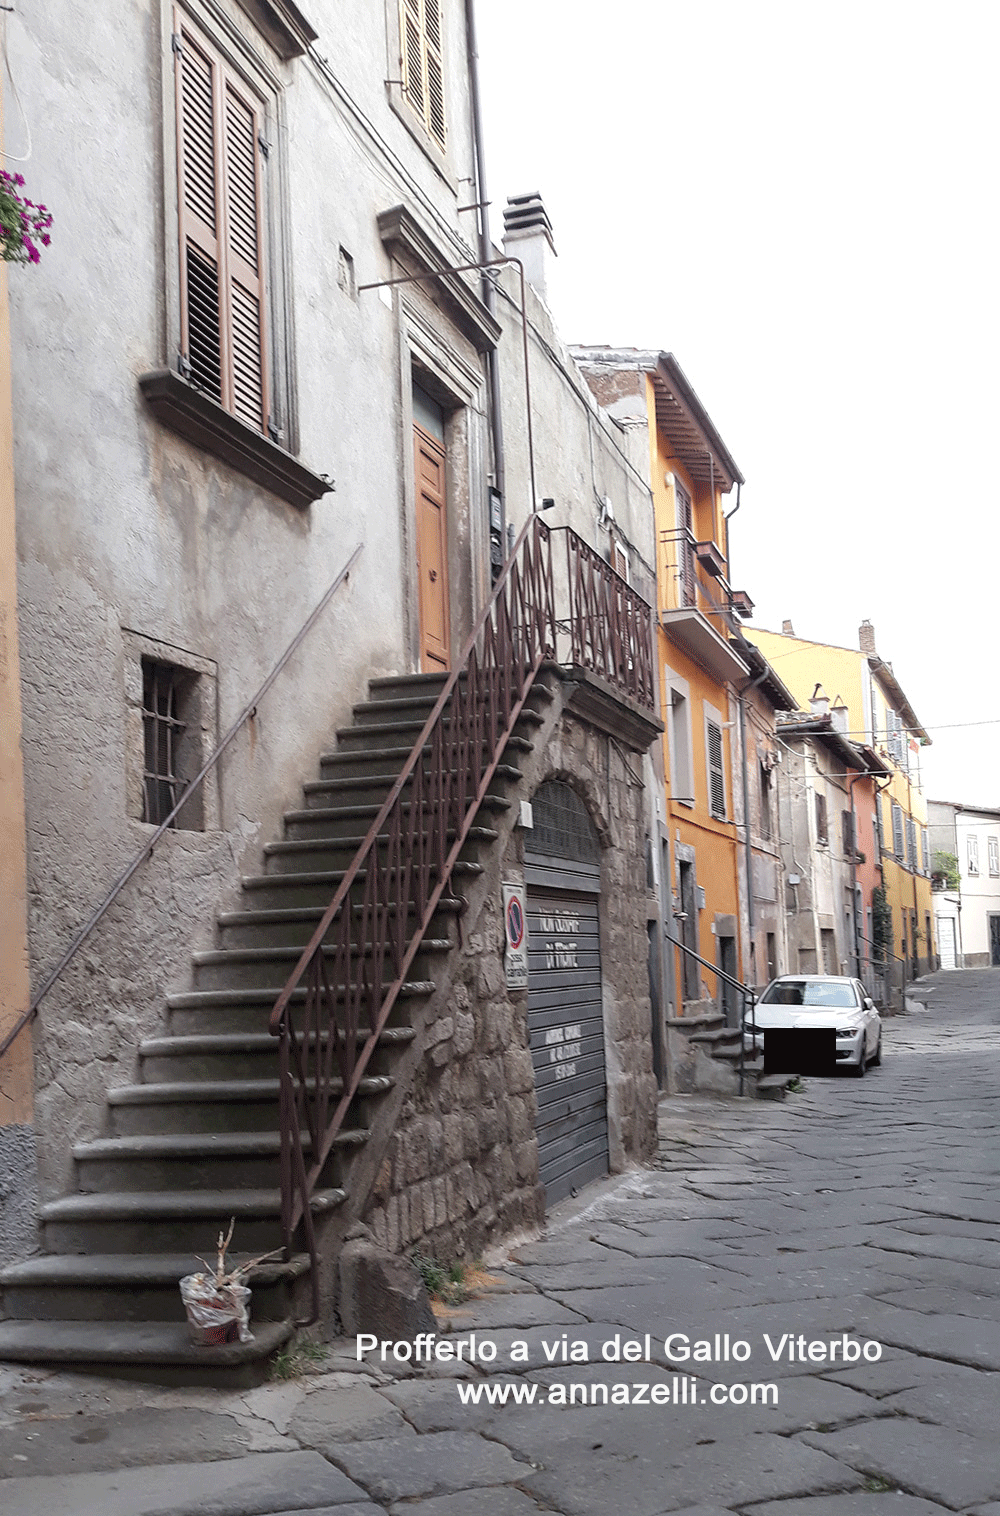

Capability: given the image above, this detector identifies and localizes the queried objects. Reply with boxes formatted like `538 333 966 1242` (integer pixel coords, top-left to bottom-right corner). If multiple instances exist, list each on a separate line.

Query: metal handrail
664 930 757 1096
271 515 657 1320
0 544 363 1063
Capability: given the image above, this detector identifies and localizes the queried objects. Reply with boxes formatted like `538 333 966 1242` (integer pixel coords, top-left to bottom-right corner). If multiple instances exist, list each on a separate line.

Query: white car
743 975 883 1077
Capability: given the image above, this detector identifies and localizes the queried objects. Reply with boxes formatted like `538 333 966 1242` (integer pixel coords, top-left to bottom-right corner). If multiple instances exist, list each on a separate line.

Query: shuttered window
816 792 828 845
401 0 447 151
906 817 917 871
706 719 726 819
175 16 268 433
892 802 904 860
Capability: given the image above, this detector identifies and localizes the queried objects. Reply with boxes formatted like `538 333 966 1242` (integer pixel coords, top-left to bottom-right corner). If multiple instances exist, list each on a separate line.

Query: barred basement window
141 659 204 829
400 0 447 151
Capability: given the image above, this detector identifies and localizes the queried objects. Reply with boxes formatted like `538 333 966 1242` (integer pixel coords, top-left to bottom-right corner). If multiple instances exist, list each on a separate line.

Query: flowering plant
0 169 53 265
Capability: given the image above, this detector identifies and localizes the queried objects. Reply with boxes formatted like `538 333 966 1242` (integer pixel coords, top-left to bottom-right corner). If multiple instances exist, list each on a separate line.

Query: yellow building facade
750 622 934 982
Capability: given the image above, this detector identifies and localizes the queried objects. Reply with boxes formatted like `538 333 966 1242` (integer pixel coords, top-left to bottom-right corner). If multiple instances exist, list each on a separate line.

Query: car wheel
870 1032 882 1067
852 1046 866 1078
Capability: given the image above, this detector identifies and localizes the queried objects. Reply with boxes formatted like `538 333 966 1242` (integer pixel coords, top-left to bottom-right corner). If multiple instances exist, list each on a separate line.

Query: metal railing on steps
0 544 364 1064
269 516 655 1320
664 931 758 1097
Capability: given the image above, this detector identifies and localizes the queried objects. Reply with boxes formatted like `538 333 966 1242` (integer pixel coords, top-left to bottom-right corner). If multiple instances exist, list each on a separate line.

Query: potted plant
1 169 53 265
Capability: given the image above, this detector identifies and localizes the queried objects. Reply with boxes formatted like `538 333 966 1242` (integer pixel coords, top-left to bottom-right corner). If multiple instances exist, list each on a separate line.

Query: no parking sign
502 882 528 990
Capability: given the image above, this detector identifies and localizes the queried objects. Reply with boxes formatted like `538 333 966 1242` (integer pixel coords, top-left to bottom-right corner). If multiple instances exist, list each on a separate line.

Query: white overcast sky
476 0 1000 806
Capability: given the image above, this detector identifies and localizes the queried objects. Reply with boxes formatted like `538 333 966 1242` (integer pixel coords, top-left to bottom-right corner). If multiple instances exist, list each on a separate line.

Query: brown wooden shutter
401 0 426 121
177 25 223 402
707 721 725 819
423 0 446 149
175 15 268 434
222 80 267 431
400 0 446 150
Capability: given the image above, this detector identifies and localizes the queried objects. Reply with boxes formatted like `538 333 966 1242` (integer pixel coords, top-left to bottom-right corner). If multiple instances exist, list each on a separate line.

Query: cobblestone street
2 970 998 1516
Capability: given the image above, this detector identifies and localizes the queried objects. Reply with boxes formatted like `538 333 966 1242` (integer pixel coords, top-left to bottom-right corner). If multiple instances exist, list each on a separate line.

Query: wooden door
413 423 450 673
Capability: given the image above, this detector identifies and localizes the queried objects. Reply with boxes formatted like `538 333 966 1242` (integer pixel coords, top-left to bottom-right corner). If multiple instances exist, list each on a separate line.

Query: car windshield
760 980 858 1008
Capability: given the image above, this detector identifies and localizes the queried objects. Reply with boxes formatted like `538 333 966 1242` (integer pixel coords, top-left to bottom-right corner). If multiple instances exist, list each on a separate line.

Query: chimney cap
502 192 556 246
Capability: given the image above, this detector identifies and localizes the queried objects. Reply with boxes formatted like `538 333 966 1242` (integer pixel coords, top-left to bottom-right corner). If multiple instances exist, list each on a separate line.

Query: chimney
830 699 849 735
859 620 877 656
781 619 795 636
502 193 557 307
810 683 829 719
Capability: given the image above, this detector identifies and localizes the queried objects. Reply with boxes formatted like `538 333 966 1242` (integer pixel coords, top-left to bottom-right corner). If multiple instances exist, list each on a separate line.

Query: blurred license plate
763 1028 836 1075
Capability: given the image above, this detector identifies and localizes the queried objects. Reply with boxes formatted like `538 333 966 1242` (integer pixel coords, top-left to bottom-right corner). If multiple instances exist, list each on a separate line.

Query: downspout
464 0 506 566
739 666 770 988
847 769 864 978
724 480 742 568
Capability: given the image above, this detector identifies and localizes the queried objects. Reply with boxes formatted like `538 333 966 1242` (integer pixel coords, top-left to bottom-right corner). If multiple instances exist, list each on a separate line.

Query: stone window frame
123 629 220 831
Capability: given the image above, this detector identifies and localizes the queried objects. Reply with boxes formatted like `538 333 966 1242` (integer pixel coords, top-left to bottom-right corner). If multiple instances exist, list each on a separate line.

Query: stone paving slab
879 1371 1000 1437
388 1488 552 1516
0 1404 291 1479
822 1355 980 1398
745 1495 950 1516
0 1449 371 1516
287 1383 414 1448
330 1429 528 1503
800 1419 1000 1510
520 1429 862 1516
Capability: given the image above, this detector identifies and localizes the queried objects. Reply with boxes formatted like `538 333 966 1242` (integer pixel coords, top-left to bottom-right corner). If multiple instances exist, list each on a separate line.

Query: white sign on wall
502 882 528 990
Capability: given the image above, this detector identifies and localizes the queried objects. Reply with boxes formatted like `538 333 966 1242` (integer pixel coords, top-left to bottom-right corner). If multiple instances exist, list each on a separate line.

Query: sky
475 0 1000 805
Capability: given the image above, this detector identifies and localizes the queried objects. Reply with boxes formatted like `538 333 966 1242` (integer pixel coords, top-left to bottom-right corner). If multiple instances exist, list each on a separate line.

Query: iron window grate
530 781 601 864
142 659 188 826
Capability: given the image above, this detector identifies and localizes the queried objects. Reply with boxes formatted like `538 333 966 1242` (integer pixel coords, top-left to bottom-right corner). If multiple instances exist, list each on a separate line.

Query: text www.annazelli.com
457 1378 778 1407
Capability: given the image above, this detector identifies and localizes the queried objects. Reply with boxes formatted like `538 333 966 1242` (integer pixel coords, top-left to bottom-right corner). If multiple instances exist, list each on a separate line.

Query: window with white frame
989 836 999 877
968 834 980 875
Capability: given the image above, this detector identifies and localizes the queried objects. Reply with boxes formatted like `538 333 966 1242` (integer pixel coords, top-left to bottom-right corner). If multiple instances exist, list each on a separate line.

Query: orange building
573 349 752 1023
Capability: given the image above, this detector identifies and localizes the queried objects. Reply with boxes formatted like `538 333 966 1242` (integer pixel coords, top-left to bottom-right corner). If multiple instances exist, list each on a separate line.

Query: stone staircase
667 1010 795 1100
0 672 547 1386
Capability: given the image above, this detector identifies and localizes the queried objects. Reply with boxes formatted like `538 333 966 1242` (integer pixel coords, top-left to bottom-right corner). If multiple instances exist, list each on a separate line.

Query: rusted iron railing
270 517 655 1315
553 528 655 709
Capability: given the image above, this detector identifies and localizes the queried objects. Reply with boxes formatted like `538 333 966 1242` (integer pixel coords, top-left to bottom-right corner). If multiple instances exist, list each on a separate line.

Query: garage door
938 916 957 970
524 781 608 1206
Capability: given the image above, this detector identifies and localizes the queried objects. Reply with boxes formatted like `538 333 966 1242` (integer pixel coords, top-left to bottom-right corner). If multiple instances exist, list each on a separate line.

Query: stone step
349 693 546 729
239 860 482 912
687 1027 743 1049
106 1073 393 1135
318 738 531 779
73 1126 369 1193
261 826 499 875
0 1317 295 1389
39 1186 345 1255
0 1251 311 1323
215 898 462 950
302 761 526 806
282 792 509 841
754 1072 798 1101
167 978 435 1034
138 1025 416 1082
190 940 450 992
